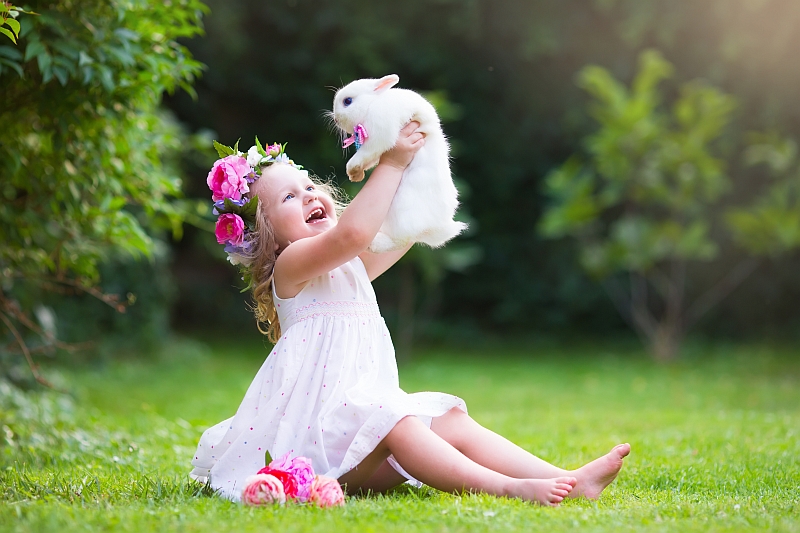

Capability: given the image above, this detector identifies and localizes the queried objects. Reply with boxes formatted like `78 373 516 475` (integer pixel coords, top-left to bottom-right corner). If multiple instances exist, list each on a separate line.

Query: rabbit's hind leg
368 232 407 253
416 220 467 249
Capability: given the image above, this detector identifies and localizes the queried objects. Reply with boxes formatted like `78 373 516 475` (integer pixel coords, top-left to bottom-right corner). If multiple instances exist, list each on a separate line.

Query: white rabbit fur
332 74 467 253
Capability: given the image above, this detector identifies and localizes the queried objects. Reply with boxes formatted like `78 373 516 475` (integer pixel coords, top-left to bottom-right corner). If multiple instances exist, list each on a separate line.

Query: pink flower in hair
308 475 345 508
207 155 251 201
268 452 315 502
215 213 245 246
241 474 286 506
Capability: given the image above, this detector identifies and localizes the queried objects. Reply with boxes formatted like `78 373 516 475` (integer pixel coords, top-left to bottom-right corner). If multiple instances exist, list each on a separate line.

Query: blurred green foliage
540 50 800 359
727 133 800 254
0 0 205 281
0 0 206 384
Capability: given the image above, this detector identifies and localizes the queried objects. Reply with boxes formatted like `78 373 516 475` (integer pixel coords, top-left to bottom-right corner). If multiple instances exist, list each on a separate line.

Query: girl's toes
613 443 631 457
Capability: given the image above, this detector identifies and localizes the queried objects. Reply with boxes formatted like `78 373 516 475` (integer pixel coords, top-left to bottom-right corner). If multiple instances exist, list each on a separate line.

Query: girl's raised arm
273 123 423 297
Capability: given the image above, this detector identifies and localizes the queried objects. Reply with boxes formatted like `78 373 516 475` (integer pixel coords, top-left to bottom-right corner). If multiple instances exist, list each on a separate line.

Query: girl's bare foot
508 476 577 506
570 443 631 499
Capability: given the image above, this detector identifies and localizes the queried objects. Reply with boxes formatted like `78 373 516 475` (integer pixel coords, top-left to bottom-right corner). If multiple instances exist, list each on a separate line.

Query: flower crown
207 138 303 270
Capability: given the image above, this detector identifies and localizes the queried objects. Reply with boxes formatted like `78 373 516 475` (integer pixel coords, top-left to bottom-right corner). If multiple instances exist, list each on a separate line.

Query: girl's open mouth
306 207 327 224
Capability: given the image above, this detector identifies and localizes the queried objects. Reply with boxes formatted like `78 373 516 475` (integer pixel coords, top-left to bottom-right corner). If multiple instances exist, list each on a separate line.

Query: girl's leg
338 415 576 506
350 458 406 495
429 407 630 499
430 408 569 478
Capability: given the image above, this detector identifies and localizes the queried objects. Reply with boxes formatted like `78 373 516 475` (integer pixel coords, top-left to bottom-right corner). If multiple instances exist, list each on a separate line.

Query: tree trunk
649 260 686 361
650 320 683 361
616 258 757 362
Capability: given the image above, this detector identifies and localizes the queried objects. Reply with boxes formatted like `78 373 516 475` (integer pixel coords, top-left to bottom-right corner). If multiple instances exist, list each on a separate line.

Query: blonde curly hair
247 165 347 343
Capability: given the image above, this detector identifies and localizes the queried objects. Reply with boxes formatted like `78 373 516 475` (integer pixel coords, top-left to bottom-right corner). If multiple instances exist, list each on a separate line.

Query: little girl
191 123 630 506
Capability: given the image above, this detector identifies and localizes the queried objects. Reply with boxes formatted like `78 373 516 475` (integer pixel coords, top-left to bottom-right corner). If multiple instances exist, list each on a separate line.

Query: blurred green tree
540 50 800 360
0 0 206 385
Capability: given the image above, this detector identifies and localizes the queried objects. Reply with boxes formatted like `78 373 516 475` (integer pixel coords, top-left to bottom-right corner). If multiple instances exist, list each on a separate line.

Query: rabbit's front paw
347 162 365 182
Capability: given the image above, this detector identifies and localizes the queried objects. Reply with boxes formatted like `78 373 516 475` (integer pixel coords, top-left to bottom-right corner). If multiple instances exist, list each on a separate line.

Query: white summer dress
190 257 466 501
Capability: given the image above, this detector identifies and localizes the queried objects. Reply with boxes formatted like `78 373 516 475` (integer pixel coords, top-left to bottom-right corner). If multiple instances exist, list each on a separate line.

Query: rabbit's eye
343 97 353 107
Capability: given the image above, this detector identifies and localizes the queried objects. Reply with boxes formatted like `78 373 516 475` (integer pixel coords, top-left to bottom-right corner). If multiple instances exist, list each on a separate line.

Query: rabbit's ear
374 74 399 93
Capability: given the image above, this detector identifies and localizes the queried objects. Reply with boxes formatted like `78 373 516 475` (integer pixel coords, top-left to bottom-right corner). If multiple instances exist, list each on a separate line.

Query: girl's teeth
307 208 324 222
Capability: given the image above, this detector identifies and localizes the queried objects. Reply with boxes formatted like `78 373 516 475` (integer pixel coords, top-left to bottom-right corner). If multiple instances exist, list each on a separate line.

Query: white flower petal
246 146 263 167
227 253 252 267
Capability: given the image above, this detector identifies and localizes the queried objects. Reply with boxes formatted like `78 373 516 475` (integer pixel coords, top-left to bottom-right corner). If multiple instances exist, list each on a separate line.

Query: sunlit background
162 0 800 355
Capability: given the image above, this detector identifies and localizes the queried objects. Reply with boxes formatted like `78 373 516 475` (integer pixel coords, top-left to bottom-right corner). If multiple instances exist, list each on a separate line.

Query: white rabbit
331 74 467 253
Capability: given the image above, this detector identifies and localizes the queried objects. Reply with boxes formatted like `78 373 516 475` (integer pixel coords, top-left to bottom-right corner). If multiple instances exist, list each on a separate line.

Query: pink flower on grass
256 467 299 501
308 475 345 508
268 452 315 502
241 474 286 506
215 213 245 246
207 155 251 201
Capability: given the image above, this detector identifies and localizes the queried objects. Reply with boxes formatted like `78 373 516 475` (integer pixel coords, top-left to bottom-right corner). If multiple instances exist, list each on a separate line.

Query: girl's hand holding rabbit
377 121 425 171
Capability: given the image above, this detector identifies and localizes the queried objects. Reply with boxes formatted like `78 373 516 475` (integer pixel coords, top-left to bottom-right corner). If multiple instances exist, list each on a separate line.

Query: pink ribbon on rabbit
342 124 368 150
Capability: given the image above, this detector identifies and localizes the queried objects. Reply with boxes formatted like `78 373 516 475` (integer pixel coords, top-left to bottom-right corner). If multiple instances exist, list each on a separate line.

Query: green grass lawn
2 338 799 532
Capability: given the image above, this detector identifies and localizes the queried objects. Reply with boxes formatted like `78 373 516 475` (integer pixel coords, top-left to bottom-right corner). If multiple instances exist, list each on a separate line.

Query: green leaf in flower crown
213 140 234 158
255 136 267 157
241 196 259 219
264 449 273 465
220 198 239 214
233 139 241 155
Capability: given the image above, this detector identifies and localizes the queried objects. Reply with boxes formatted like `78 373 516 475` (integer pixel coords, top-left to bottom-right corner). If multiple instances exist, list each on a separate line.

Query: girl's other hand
379 121 425 171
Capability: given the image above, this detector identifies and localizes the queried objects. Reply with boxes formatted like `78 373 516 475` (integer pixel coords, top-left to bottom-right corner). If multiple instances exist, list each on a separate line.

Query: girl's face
253 164 338 250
